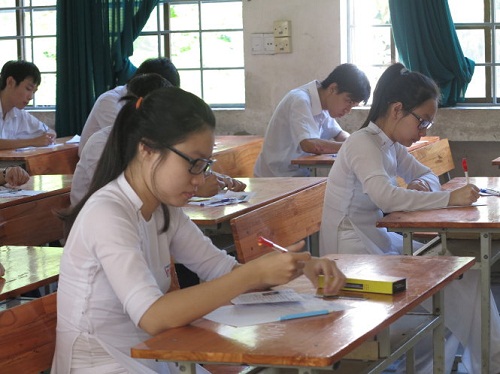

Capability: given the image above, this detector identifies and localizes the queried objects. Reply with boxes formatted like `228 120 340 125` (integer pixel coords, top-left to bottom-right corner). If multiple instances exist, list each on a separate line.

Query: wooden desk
0 174 72 245
291 136 440 176
377 176 500 373
183 177 326 230
0 136 79 175
131 254 475 373
211 135 263 177
0 246 63 301
492 157 500 167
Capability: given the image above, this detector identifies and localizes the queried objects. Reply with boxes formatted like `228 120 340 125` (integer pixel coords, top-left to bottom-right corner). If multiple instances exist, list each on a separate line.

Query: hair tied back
400 67 409 76
135 96 143 109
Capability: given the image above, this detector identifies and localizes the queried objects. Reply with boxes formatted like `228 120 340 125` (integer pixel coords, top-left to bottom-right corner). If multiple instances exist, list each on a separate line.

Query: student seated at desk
0 165 29 187
52 87 345 373
254 63 371 177
79 57 181 155
0 60 56 150
71 73 245 206
319 63 500 373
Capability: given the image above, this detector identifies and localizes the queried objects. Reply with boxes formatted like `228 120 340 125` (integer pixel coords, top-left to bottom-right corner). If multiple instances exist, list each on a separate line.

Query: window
132 0 244 108
0 0 57 108
347 0 500 105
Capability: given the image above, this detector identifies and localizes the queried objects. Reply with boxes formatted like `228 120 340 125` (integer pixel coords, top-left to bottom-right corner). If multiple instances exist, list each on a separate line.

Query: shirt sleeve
287 94 322 146
345 134 450 213
167 207 237 281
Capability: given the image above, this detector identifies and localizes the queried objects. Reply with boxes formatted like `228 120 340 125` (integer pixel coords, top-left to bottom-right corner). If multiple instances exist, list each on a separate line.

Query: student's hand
448 184 480 206
248 251 312 287
219 174 246 192
31 133 55 147
4 166 29 187
407 178 431 191
302 258 346 296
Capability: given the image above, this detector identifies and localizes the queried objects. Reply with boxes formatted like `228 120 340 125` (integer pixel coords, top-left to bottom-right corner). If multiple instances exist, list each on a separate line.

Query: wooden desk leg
433 290 445 374
480 233 491 374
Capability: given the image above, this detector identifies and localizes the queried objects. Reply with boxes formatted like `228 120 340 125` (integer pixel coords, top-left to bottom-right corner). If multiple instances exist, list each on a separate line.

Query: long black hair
361 63 440 128
62 87 215 235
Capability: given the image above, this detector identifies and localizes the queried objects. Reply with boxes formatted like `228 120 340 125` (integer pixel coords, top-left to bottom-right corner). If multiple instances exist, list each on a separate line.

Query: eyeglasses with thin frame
166 146 214 176
410 112 433 130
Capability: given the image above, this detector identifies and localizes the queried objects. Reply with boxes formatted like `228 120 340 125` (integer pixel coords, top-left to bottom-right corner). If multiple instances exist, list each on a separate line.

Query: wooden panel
212 137 263 177
0 293 57 373
230 183 325 263
25 147 79 175
0 192 69 245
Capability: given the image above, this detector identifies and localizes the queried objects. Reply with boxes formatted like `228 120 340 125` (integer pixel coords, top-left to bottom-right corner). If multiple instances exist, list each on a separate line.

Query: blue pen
480 188 500 196
279 309 329 321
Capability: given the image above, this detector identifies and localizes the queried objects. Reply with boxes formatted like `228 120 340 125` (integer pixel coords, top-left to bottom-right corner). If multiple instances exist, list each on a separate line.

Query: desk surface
183 177 326 226
0 174 72 208
291 136 440 166
131 254 474 368
0 136 77 160
0 246 63 301
213 135 263 155
377 177 500 230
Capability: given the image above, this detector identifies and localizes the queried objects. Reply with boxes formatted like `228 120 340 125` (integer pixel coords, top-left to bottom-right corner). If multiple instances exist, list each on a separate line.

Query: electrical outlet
274 37 292 53
273 20 291 37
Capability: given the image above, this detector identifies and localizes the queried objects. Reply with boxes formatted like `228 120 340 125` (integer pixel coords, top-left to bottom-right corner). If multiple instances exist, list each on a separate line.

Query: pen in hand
257 236 289 253
462 158 469 184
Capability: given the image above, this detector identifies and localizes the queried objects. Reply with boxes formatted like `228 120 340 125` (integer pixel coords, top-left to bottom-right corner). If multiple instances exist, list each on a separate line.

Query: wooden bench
0 292 57 373
230 182 326 263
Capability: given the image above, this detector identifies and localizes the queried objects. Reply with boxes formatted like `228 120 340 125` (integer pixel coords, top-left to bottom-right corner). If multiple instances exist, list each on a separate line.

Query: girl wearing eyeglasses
52 87 345 374
319 63 500 373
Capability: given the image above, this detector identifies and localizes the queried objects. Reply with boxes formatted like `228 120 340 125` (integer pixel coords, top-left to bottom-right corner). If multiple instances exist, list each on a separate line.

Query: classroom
2 1 500 373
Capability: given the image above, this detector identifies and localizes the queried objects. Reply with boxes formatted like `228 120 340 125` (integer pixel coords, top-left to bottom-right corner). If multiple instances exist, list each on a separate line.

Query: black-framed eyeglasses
167 146 214 176
410 112 433 130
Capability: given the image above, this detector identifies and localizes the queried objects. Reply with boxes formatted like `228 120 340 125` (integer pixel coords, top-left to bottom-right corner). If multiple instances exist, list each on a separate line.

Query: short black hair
133 58 180 88
0 60 41 90
320 63 371 104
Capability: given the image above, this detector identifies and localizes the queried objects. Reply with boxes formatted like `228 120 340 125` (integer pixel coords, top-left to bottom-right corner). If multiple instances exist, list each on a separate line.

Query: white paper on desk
14 144 60 152
203 294 348 327
66 135 81 144
187 191 254 207
0 187 44 197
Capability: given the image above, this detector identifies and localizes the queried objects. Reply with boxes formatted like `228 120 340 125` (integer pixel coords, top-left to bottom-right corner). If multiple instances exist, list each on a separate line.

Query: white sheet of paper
66 135 81 144
203 294 348 327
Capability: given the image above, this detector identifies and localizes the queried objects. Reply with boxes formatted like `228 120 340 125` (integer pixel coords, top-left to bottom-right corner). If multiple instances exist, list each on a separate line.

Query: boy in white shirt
0 60 56 150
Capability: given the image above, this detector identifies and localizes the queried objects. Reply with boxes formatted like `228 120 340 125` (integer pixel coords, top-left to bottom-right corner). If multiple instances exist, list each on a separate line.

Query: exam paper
188 190 254 207
231 289 303 304
66 135 81 144
0 187 44 198
204 294 348 327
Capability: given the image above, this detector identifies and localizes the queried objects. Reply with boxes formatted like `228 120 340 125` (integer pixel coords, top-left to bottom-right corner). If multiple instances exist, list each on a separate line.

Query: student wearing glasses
52 87 345 373
0 60 56 150
319 63 500 373
254 63 371 177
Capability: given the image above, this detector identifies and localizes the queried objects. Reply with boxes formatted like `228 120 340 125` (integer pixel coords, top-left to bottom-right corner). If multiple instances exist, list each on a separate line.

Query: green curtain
55 0 159 136
389 0 474 107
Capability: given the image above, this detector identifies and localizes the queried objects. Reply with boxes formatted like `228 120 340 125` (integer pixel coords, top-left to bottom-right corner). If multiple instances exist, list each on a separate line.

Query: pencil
462 158 469 184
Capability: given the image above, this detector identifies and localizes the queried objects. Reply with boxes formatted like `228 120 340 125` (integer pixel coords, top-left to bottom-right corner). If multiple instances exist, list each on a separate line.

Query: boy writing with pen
0 60 56 150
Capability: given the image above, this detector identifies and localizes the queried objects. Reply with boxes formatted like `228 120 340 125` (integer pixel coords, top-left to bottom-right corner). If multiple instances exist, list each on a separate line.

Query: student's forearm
300 138 343 154
0 138 35 150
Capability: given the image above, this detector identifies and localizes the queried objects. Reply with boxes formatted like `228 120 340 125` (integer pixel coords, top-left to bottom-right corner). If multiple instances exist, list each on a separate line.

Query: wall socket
251 33 275 55
275 37 292 53
273 20 291 37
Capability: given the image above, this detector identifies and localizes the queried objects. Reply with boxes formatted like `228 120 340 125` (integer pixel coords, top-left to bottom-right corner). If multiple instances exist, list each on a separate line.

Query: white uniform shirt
319 122 450 255
79 85 128 155
70 126 112 206
0 100 54 139
254 80 343 177
52 173 237 373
